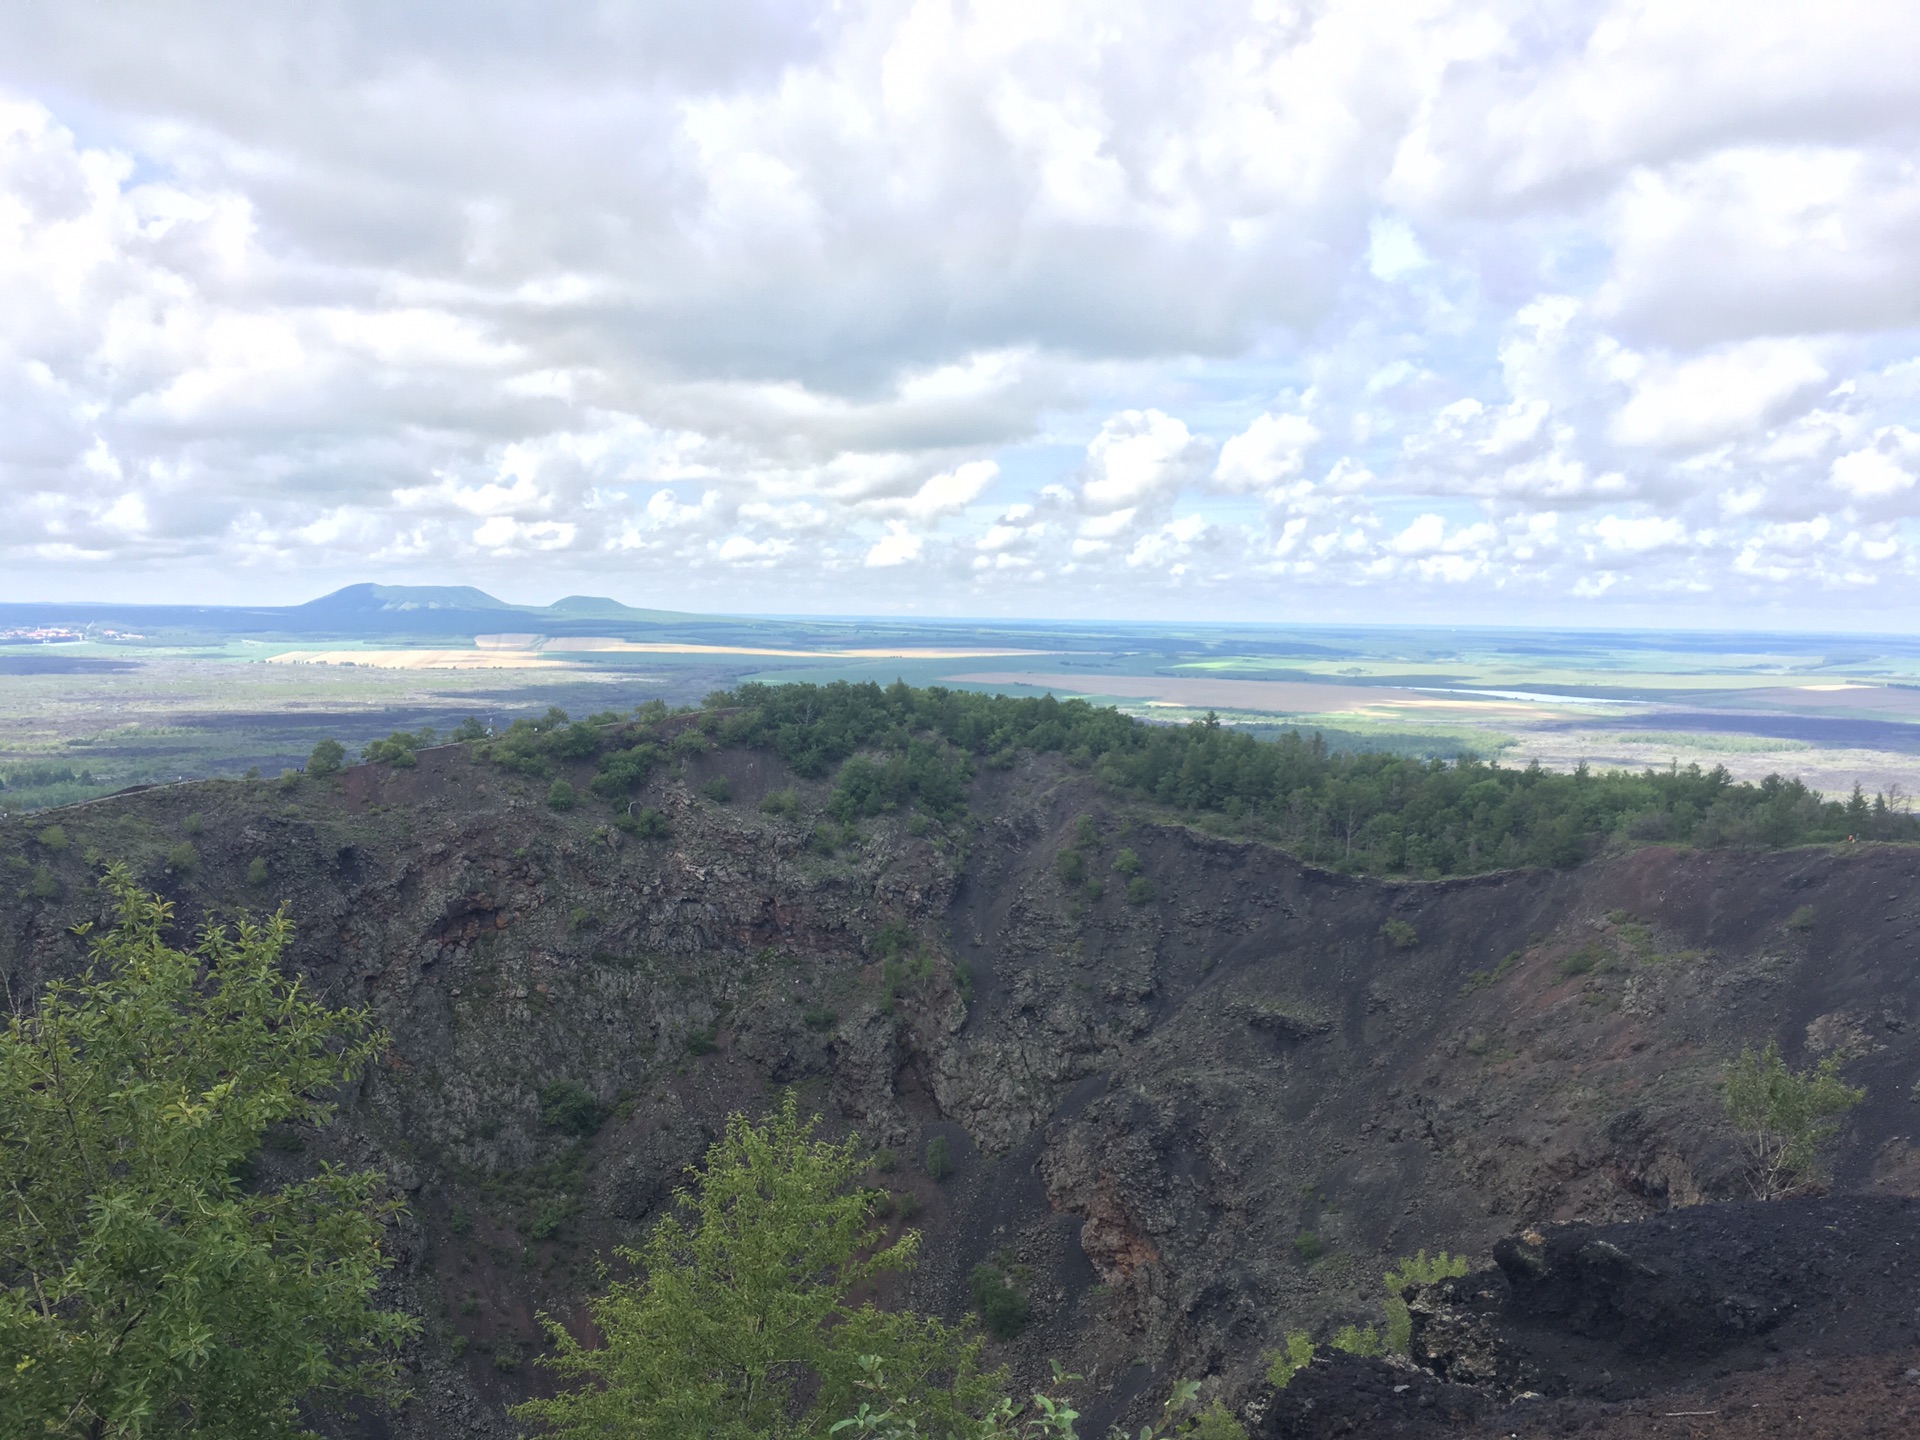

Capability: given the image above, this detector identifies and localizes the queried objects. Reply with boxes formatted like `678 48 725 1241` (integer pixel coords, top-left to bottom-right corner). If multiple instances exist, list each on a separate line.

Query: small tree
1722 1039 1865 1198
0 869 416 1437
515 1094 998 1440
306 738 346 776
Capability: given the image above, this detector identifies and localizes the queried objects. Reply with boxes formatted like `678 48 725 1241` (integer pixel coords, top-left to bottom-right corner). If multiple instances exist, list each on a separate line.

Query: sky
2 1 1918 627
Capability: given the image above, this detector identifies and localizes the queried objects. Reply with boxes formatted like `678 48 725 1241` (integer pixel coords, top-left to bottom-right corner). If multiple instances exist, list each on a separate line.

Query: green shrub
1265 1331 1315 1388
923 1135 953 1182
452 717 488 742
538 1081 604 1137
36 824 68 852
165 841 199 874
1786 904 1816 931
760 788 801 817
1722 1039 1865 1197
802 1005 838 1032
1292 1229 1323 1263
1126 876 1155 905
968 1263 1030 1340
530 1197 576 1240
616 806 670 838
684 1027 718 1057
1557 943 1605 978
702 777 733 803
1461 951 1520 993
29 866 59 900
1380 919 1418 950
182 812 204 836
1084 879 1104 902
547 779 577 812
448 1205 474 1236
246 857 269 886
362 728 433 767
1330 1324 1383 1357
1056 849 1085 885
1112 847 1142 875
1383 1250 1469 1353
306 738 346 776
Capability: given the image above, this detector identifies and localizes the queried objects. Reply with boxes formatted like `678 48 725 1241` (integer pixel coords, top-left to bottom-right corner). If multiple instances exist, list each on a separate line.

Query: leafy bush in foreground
0 871 415 1437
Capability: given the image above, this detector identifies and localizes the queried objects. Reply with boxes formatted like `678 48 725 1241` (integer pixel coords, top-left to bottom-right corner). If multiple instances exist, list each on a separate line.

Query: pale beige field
268 638 1055 669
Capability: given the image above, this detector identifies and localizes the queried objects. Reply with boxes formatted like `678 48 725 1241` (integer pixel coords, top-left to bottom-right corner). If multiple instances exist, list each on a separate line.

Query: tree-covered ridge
701 681 1918 876
449 679 1918 879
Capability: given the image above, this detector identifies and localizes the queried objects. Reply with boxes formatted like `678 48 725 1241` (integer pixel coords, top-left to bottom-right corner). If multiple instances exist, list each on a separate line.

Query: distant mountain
0 584 710 639
295 584 516 615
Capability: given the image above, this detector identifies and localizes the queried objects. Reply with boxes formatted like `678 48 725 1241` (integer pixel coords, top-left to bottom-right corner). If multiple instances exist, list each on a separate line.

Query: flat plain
6 586 1920 813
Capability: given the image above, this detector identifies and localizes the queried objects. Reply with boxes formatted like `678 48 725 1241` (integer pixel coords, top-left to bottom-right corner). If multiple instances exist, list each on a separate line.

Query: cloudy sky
2 1 1918 624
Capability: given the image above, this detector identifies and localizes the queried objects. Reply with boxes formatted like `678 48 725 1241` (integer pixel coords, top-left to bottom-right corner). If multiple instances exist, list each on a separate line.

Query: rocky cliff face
4 732 1917 1436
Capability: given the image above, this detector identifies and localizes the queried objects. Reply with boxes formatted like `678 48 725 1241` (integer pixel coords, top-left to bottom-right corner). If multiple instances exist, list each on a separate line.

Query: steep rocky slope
3 728 1918 1436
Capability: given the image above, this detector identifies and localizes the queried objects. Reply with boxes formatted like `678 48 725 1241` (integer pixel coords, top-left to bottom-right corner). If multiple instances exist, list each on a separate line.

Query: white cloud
1081 410 1210 513
1829 427 1920 501
1610 339 1829 449
1215 409 1320 494
0 3 1917 619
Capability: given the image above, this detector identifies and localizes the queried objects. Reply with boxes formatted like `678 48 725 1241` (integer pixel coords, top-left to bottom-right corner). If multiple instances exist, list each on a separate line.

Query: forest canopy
700 680 1918 877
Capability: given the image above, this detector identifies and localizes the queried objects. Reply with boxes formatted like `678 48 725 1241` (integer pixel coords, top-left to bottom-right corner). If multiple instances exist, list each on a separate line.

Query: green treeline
703 681 1918 876
454 679 1918 879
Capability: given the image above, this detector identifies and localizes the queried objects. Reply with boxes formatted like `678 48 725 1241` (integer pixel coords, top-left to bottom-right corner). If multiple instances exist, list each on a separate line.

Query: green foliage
685 1027 719 1057
1126 877 1156 905
761 788 802 817
1383 1249 1470 1292
923 1135 954 1182
0 870 416 1437
246 856 270 886
513 1094 999 1440
539 1080 604 1137
702 777 734 803
1380 919 1418 950
591 740 663 798
832 1359 1243 1440
1055 849 1084 885
1329 1324 1383 1357
967 1263 1030 1341
451 717 489 742
616 806 671 839
1722 1039 1866 1198
829 744 973 823
182 811 205 836
165 839 200 873
1460 952 1520 993
1291 1229 1323 1263
1382 1250 1469 1353
704 681 1920 878
1557 943 1605 978
1265 1331 1315 1388
482 707 575 777
547 778 577 811
35 824 68 852
306 738 346 776
1112 847 1142 875
28 865 59 900
361 727 434 767
1786 904 1816 931
871 920 915 960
